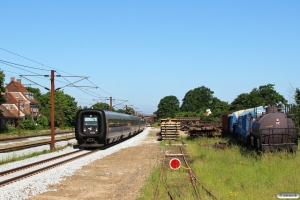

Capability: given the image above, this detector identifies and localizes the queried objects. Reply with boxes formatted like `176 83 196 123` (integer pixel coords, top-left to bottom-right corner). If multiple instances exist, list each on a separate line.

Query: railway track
0 131 74 142
0 149 97 186
0 129 144 187
154 139 217 200
0 137 75 153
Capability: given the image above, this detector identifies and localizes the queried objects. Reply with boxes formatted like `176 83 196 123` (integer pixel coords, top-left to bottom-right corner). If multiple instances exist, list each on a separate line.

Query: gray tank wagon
251 106 298 152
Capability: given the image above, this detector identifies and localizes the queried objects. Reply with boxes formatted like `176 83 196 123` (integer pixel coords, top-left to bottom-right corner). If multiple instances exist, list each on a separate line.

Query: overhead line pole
110 97 112 111
51 70 55 149
21 72 96 150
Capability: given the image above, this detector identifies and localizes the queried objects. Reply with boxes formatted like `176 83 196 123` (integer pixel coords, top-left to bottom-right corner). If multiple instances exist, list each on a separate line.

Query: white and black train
75 109 145 148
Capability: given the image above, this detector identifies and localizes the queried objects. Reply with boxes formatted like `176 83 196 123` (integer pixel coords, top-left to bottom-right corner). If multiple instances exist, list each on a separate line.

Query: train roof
238 106 266 117
103 110 140 119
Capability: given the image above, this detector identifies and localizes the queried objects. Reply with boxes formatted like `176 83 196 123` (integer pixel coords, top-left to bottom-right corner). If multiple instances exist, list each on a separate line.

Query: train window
84 115 98 125
83 115 98 134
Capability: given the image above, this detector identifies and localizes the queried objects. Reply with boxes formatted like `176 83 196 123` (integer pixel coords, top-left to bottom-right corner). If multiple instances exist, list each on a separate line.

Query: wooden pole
18 100 21 136
110 96 112 111
51 70 55 150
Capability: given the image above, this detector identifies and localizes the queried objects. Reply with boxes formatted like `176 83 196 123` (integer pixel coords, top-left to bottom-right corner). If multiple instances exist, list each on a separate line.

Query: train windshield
84 115 98 125
83 115 99 134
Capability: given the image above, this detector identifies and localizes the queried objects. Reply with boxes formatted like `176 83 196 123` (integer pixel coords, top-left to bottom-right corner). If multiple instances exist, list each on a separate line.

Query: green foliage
290 88 300 137
230 93 251 111
37 115 49 128
91 102 110 110
20 116 37 130
157 95 180 118
231 84 287 111
0 122 15 133
295 88 300 105
180 86 221 113
114 107 135 115
0 70 6 104
115 108 125 113
39 90 78 127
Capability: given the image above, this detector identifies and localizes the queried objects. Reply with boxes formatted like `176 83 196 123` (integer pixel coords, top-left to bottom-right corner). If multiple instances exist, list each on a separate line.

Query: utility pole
51 70 55 150
20 72 93 150
18 100 23 136
110 97 112 111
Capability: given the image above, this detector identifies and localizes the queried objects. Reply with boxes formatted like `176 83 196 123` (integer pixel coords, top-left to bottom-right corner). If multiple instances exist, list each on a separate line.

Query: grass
0 128 74 138
151 122 160 128
138 136 300 200
0 144 73 165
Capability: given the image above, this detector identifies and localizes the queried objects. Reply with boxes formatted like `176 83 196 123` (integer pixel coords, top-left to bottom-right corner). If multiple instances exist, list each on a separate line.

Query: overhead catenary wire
0 47 150 113
0 60 51 71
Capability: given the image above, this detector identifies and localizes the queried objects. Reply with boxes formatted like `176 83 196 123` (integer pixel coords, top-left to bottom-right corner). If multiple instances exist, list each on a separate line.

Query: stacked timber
160 118 181 140
181 120 222 138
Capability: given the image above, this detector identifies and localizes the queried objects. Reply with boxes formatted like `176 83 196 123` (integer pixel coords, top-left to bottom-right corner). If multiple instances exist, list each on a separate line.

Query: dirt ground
30 128 163 200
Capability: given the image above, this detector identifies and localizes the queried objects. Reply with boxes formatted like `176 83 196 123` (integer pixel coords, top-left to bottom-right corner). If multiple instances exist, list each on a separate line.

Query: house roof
0 105 16 118
5 78 39 105
4 93 16 104
6 79 28 93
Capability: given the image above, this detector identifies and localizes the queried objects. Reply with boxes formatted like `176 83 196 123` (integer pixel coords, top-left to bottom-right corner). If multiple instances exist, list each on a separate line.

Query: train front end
75 109 107 148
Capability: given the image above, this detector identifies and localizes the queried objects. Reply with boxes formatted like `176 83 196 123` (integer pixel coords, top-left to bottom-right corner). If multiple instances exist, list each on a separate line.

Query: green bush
20 116 37 130
37 115 49 128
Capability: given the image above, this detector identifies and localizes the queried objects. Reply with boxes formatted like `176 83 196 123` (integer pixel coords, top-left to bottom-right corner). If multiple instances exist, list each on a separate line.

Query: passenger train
75 109 146 148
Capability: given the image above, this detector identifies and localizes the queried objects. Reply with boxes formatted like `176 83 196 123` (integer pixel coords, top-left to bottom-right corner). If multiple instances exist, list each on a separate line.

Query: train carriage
75 109 145 148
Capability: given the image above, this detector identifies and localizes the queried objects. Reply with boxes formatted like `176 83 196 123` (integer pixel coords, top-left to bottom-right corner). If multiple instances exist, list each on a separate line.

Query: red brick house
0 105 17 129
0 77 40 129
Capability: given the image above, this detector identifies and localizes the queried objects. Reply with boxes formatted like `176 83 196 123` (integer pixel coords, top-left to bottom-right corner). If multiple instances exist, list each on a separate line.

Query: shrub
37 115 49 128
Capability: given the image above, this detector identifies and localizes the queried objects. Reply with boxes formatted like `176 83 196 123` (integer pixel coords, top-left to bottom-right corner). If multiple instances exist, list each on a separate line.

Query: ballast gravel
0 139 77 161
0 127 151 200
0 133 74 147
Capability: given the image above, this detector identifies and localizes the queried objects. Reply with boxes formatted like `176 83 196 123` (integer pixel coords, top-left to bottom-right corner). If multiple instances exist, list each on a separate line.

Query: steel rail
0 150 99 187
162 154 176 200
154 154 165 200
0 150 83 177
179 145 201 200
0 131 74 142
0 137 75 153
190 171 218 199
0 128 145 187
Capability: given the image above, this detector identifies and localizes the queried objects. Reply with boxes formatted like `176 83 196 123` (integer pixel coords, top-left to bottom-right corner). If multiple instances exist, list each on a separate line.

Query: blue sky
0 1 299 115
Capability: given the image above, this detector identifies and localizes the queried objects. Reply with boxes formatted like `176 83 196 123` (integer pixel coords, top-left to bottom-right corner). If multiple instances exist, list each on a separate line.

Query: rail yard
0 115 299 199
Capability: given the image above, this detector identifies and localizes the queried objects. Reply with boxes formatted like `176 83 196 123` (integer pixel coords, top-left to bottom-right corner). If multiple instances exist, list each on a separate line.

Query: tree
0 71 6 104
230 84 287 111
157 95 180 118
91 102 110 110
291 88 300 137
250 84 287 106
295 88 300 105
230 93 252 111
39 90 78 128
180 86 219 113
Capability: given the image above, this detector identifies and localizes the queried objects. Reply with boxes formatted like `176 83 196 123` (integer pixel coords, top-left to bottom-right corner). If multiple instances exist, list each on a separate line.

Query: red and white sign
169 158 181 170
